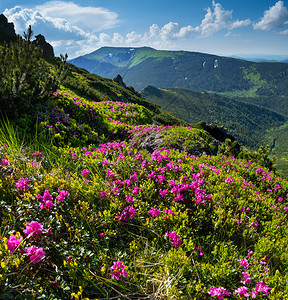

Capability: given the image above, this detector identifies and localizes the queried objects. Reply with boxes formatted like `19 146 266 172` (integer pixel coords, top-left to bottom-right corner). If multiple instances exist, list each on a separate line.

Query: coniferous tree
0 26 66 118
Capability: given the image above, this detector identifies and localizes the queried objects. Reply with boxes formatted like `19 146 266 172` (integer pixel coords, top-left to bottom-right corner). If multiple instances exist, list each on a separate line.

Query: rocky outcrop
32 34 54 61
113 74 126 88
0 14 16 40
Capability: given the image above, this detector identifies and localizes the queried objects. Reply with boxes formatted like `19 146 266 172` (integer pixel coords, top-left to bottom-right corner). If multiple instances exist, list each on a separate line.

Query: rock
32 34 54 61
0 14 16 40
113 74 126 88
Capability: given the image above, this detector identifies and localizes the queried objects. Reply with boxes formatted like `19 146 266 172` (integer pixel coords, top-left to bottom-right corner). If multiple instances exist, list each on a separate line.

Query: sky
1 0 288 59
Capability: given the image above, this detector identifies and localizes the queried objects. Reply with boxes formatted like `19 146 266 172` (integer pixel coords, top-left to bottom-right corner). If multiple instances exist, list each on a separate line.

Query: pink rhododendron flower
71 153 78 159
148 207 160 218
56 190 69 203
117 206 136 221
235 286 249 297
33 151 42 158
14 178 30 189
37 190 55 210
23 221 43 237
1 158 10 166
165 231 182 248
125 195 134 203
240 272 251 285
24 245 45 263
131 186 141 194
251 220 258 228
207 287 231 299
251 281 271 298
237 259 249 270
110 260 128 280
7 234 23 254
81 169 90 177
225 176 234 183
163 209 175 218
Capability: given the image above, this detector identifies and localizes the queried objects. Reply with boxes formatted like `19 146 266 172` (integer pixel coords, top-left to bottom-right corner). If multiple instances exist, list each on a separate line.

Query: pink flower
56 190 69 203
81 169 90 177
33 151 42 158
159 189 168 197
251 281 271 298
71 153 78 159
225 176 234 184
110 260 128 280
237 259 249 270
165 231 182 248
251 220 258 228
7 234 23 254
100 233 106 238
23 221 43 238
131 186 141 194
163 209 175 218
37 190 55 210
235 286 249 297
14 178 30 190
24 245 45 263
1 158 10 166
148 207 160 218
240 272 251 285
117 206 136 221
125 195 134 203
207 287 231 299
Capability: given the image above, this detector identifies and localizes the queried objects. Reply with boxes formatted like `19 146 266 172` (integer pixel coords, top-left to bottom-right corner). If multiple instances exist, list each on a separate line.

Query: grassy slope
2 47 288 298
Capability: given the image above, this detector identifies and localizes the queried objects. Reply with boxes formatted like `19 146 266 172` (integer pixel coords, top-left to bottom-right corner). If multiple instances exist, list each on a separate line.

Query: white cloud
200 1 251 37
253 1 288 30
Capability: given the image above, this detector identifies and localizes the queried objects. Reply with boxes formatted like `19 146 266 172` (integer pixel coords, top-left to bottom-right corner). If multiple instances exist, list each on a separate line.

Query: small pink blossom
159 189 168 197
15 178 30 190
240 272 251 285
24 245 45 263
81 169 90 177
225 176 234 184
56 190 69 203
1 158 10 166
207 287 231 299
71 153 78 159
165 231 182 248
110 260 128 280
235 286 249 297
148 207 160 218
251 220 258 228
23 221 43 238
7 234 23 254
33 151 42 158
251 281 271 298
117 206 136 221
237 259 249 270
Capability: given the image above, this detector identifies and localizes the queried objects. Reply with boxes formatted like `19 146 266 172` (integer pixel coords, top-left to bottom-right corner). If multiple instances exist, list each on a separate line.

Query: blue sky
1 0 288 59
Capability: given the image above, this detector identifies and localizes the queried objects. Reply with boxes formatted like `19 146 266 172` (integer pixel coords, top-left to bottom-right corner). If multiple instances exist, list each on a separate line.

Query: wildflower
24 245 45 263
81 169 90 177
235 286 249 297
110 260 128 280
117 206 136 221
37 190 55 210
207 287 231 299
131 186 141 194
15 178 30 190
240 272 251 285
1 158 10 166
251 220 258 228
148 207 160 218
193 245 204 257
237 259 249 270
225 176 234 184
165 231 182 248
7 234 23 254
125 195 134 203
251 281 271 298
33 151 42 158
163 209 175 218
100 233 106 238
23 221 43 238
71 153 78 159
56 190 69 203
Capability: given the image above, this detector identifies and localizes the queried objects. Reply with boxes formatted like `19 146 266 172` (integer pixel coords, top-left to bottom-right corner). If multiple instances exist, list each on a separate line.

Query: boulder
32 34 55 61
113 74 126 88
0 14 16 40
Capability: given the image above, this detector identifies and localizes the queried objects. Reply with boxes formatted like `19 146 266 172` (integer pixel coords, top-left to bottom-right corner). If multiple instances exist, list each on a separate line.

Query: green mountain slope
141 86 288 152
69 47 288 100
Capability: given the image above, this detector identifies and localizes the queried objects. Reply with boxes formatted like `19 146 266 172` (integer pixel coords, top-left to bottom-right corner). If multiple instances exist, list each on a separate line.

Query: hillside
2 25 288 299
69 47 288 100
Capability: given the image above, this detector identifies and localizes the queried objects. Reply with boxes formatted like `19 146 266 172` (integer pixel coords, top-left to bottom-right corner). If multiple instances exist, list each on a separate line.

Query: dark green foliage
141 86 287 152
0 27 65 119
